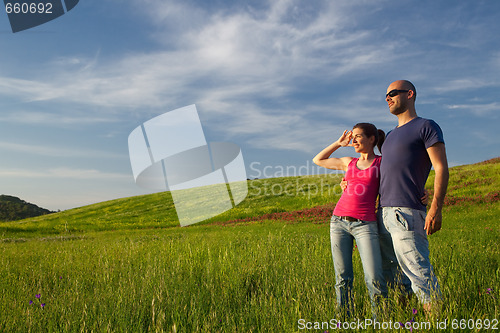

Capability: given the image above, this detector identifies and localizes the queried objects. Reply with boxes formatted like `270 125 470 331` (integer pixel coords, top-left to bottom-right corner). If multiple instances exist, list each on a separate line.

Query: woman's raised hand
337 130 353 147
312 130 355 171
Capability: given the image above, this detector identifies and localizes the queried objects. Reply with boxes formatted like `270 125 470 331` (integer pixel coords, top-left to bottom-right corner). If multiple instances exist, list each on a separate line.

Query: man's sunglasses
386 89 409 98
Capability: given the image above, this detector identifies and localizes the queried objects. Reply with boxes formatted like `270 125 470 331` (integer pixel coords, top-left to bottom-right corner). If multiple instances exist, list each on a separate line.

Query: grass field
0 159 498 332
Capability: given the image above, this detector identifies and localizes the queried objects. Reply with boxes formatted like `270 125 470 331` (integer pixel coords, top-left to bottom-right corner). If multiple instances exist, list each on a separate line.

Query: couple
313 80 449 317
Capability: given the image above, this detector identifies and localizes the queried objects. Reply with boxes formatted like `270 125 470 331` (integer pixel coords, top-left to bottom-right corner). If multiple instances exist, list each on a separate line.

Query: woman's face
352 128 375 153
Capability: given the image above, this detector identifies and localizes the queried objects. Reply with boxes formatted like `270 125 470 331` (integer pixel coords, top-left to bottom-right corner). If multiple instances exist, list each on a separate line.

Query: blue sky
0 0 499 211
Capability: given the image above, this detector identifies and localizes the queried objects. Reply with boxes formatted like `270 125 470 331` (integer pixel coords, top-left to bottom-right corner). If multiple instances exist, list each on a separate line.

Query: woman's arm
312 130 354 171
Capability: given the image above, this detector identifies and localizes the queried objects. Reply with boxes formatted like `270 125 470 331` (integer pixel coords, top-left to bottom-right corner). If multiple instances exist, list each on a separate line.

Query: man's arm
425 142 449 235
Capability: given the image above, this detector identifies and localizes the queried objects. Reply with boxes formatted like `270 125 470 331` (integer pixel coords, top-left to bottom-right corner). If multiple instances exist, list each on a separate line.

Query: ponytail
376 129 385 153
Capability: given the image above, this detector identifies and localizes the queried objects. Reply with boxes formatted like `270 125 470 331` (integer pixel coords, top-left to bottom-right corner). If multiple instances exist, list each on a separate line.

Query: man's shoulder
416 117 440 127
416 117 445 146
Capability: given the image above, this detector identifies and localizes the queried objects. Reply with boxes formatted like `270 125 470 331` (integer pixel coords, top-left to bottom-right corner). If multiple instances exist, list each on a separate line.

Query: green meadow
0 159 498 332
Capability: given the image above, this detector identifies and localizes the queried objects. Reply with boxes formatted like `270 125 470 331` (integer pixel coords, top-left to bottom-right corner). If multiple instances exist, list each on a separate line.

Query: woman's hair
352 123 385 153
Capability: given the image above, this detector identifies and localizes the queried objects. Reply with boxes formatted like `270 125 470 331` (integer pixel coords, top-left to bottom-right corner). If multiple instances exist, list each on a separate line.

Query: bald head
390 80 417 101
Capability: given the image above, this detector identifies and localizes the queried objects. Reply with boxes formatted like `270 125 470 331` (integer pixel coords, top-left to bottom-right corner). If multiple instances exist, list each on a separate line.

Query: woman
313 123 387 316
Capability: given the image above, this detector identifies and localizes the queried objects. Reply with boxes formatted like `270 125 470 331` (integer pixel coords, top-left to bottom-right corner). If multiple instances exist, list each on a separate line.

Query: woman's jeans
330 216 387 315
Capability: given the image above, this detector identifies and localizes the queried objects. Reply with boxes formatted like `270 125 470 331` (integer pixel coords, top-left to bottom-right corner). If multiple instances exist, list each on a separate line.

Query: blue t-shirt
380 117 444 211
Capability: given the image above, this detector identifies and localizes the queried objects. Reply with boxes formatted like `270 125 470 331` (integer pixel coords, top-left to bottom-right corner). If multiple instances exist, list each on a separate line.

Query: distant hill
0 195 54 222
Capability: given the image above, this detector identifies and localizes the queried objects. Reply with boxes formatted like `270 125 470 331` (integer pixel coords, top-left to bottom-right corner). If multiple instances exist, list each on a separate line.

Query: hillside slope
0 195 54 222
0 157 498 238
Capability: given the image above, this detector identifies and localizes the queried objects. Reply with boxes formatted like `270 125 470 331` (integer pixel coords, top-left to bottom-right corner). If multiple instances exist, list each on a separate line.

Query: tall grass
0 160 498 331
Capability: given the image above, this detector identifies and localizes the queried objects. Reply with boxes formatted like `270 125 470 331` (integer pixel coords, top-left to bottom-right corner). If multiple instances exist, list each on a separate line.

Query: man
378 80 449 315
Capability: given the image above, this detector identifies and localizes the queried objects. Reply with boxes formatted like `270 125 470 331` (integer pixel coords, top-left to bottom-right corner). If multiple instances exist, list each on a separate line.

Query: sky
0 0 499 211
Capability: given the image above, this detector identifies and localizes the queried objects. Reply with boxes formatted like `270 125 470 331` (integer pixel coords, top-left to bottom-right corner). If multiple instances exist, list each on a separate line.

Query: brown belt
335 215 362 222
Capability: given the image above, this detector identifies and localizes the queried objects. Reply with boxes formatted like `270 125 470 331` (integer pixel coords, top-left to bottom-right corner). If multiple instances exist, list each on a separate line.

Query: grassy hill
0 158 498 332
1 157 498 237
0 172 345 238
0 195 54 222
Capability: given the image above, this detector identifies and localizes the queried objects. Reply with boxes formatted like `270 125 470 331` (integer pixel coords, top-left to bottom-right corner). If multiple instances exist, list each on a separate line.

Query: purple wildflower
486 288 492 294
412 308 417 315
29 300 33 305
41 303 45 308
35 294 41 299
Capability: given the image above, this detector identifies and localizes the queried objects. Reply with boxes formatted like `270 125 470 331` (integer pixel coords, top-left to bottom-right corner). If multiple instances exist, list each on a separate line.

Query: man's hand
340 177 347 192
424 206 442 235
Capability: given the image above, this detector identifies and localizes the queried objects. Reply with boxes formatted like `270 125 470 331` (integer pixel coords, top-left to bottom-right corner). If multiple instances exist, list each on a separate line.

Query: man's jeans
378 207 442 304
330 216 387 314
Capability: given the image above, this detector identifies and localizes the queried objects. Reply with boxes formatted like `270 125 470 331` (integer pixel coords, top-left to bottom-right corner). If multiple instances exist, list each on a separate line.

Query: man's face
385 83 409 115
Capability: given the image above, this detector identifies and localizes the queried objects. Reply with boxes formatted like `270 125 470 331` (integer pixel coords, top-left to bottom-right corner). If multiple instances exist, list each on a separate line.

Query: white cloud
0 141 124 158
0 167 129 180
434 79 492 93
0 111 116 125
3 0 497 160
0 0 399 157
0 1 393 108
446 102 500 116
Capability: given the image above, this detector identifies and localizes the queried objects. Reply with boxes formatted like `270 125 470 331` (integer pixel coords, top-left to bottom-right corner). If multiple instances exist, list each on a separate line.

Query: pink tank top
332 156 381 221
